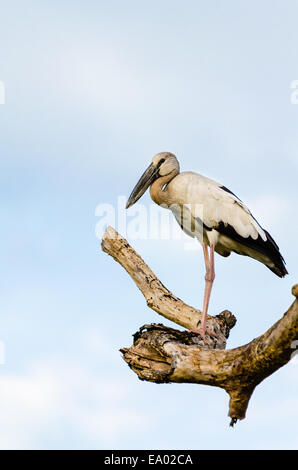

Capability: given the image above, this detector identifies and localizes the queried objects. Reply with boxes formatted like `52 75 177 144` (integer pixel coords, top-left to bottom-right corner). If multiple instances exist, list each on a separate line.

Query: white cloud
0 373 59 449
0 330 153 449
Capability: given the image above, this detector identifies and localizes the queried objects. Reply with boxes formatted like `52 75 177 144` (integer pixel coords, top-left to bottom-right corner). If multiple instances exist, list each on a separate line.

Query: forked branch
101 226 298 424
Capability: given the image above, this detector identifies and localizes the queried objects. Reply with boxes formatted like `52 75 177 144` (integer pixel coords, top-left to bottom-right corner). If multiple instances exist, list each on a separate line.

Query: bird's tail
264 230 288 278
266 263 288 278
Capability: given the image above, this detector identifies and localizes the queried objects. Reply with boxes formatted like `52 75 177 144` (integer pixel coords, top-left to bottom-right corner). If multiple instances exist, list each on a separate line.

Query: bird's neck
150 170 178 206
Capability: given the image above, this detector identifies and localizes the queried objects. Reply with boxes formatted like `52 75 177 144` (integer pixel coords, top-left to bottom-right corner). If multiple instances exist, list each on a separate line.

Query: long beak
126 163 159 209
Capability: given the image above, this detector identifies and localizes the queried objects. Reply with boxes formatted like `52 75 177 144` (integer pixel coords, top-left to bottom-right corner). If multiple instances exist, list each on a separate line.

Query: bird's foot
188 327 217 344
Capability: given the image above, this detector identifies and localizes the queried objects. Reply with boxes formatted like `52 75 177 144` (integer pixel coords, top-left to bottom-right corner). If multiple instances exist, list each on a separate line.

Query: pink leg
189 243 216 343
200 243 215 342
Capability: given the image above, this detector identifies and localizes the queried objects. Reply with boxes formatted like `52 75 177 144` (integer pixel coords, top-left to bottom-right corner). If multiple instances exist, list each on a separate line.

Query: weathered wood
101 226 298 424
102 226 236 350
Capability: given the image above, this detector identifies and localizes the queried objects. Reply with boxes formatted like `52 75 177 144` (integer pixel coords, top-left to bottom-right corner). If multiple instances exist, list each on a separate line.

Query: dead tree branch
101 226 298 425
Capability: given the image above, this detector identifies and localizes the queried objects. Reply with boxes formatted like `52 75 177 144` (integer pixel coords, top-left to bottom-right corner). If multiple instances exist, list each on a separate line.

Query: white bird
126 152 288 343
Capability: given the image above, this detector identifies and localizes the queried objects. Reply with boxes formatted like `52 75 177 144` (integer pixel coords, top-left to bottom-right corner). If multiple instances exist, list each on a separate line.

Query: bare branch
101 226 298 424
102 226 236 349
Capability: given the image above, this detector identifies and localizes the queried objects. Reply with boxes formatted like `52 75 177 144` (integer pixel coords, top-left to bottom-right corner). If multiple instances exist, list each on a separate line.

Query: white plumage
165 171 276 266
126 152 287 342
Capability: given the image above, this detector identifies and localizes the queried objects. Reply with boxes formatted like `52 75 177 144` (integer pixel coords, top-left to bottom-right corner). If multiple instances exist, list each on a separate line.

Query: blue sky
0 0 297 449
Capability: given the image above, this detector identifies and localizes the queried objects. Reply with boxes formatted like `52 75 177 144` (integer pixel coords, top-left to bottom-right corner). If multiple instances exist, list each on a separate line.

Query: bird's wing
201 182 267 241
171 172 287 277
170 172 266 241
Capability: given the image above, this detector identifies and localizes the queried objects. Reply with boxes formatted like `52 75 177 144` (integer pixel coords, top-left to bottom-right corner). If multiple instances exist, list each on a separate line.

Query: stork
126 152 288 343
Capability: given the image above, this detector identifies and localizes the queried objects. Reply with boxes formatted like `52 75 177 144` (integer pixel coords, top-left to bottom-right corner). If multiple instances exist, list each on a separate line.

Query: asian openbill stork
126 152 288 343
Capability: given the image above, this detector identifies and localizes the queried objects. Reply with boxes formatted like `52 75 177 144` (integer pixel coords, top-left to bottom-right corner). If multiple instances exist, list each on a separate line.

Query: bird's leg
200 243 215 341
189 243 216 343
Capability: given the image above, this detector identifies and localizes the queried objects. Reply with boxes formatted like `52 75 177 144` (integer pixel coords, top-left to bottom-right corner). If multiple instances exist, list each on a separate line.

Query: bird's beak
126 162 159 209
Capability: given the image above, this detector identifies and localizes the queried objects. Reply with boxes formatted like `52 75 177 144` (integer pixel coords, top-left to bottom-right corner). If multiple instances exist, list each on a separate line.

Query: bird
126 152 288 343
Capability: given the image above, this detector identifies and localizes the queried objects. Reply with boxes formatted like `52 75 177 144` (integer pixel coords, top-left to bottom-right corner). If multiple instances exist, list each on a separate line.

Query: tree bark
101 226 298 425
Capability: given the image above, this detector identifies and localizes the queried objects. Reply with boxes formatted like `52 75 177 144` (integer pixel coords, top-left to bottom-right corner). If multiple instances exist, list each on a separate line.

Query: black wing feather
216 221 288 278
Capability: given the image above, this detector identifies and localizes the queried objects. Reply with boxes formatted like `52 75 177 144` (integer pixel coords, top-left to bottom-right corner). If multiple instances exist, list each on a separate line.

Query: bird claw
188 327 217 344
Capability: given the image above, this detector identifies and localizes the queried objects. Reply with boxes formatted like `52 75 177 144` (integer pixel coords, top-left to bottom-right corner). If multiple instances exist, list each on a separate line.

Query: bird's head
126 152 179 209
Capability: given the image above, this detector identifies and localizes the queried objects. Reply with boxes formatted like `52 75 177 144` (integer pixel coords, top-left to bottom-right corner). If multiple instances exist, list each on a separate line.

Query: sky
0 0 298 450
